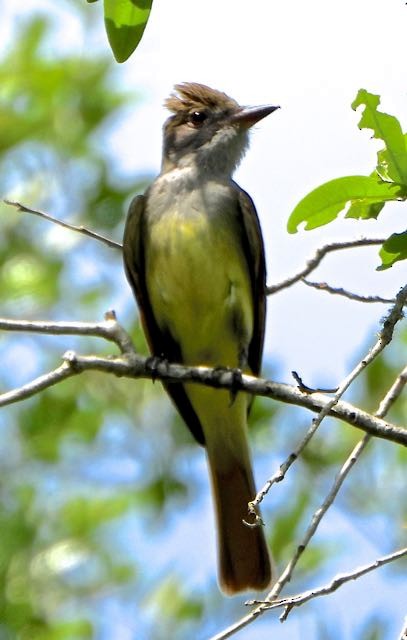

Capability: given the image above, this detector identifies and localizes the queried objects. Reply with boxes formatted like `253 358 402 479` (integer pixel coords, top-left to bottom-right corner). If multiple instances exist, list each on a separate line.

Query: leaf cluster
287 90 407 270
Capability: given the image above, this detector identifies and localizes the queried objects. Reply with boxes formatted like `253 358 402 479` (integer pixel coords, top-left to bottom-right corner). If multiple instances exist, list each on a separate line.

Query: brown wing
235 184 267 378
123 195 205 445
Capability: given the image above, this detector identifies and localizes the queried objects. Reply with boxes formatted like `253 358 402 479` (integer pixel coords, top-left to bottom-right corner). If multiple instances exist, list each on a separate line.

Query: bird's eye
189 110 207 126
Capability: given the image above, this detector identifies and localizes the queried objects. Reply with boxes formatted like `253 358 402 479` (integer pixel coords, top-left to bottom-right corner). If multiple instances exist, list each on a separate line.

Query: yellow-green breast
145 187 253 369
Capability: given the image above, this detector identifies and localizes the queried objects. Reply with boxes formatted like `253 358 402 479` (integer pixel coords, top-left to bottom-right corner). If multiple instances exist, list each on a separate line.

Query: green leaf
287 176 403 233
345 199 385 220
104 0 152 62
377 231 407 270
352 89 407 185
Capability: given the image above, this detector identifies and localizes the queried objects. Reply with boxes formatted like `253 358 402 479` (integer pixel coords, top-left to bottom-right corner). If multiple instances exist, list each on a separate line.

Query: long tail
186 383 272 593
207 442 272 594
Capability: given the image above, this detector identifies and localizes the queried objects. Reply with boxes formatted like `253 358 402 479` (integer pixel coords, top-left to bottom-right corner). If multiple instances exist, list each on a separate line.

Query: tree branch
249 283 407 515
377 365 407 416
0 311 135 353
0 313 406 445
4 200 122 250
271 432 372 618
267 238 386 295
247 547 407 614
209 436 403 639
302 278 395 303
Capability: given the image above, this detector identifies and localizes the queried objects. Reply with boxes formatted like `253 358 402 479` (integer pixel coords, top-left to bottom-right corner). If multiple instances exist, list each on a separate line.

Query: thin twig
270 433 371 621
291 370 338 394
249 283 407 514
302 278 395 304
0 358 77 405
273 341 407 622
255 367 407 515
210 441 402 638
0 311 134 354
376 365 407 416
267 238 386 295
4 200 122 250
376 366 407 420
247 547 407 613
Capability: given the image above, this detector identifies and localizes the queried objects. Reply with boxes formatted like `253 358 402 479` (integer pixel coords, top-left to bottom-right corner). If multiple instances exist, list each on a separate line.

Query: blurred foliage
0 9 154 638
0 6 405 640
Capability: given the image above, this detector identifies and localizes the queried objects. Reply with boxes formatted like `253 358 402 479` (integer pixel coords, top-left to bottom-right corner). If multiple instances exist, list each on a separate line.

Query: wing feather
235 185 267 379
123 195 206 444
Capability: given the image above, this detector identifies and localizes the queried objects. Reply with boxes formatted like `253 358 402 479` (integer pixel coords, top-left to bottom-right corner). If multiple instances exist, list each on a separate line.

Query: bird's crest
165 82 238 114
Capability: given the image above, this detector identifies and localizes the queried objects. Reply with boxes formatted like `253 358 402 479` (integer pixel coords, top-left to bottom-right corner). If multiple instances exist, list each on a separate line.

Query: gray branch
247 546 407 614
0 319 405 446
4 200 122 250
249 283 407 515
302 278 395 303
267 238 387 295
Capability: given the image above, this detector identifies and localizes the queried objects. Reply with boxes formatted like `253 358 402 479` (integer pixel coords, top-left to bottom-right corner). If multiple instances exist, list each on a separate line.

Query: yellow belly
146 207 253 369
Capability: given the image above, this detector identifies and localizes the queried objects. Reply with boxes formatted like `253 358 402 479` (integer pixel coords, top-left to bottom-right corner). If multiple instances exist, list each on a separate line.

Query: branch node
63 350 80 371
243 502 264 529
104 309 117 322
292 370 338 394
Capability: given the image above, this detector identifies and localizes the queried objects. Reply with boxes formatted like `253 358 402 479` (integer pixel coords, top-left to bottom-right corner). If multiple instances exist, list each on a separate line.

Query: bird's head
162 82 279 176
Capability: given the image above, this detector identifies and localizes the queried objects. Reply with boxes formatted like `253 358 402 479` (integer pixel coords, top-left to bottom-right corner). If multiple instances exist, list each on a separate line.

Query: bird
123 82 278 594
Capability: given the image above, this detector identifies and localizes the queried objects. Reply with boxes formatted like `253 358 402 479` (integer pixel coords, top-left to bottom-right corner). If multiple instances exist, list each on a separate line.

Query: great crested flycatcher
123 82 278 594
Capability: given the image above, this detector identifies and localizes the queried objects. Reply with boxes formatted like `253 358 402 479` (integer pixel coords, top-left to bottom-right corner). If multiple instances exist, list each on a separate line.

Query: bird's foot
211 366 243 405
145 355 169 382
228 367 243 406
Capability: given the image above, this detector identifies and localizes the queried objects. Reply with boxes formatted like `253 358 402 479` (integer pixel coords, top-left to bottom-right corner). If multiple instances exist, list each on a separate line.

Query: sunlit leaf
344 200 386 220
352 89 407 185
104 0 153 62
287 176 403 232
345 173 386 219
377 231 407 270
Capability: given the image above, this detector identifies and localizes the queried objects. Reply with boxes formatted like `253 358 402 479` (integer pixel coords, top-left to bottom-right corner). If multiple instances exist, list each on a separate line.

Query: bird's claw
228 367 243 406
146 355 168 382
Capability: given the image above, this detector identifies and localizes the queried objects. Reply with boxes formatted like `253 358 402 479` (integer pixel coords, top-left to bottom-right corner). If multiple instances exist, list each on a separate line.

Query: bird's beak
230 104 280 129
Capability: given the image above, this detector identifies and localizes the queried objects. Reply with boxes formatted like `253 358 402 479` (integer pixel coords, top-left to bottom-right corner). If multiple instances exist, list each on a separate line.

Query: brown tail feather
208 453 272 594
